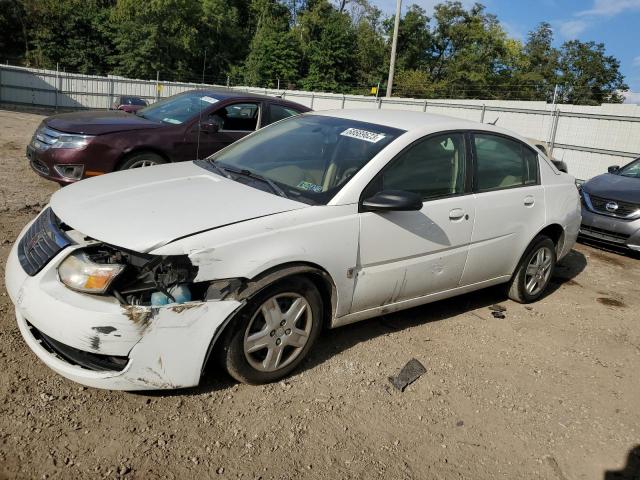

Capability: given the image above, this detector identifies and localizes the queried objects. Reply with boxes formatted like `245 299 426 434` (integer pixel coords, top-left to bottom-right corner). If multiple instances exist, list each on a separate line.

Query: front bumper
580 206 640 251
5 225 242 390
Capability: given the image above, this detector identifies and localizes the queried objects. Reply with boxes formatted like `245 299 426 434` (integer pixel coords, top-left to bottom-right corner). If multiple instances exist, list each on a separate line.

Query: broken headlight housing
58 251 125 293
57 245 200 305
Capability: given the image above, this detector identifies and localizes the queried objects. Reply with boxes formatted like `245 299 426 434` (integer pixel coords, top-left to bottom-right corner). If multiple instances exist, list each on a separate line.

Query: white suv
5 110 581 390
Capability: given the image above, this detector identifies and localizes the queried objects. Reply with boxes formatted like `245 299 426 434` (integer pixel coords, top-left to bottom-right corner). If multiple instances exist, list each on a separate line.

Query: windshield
203 115 405 204
136 91 220 124
619 158 640 178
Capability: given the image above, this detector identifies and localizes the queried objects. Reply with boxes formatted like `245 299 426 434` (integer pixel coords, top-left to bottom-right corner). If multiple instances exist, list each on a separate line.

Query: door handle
449 208 465 220
524 196 535 207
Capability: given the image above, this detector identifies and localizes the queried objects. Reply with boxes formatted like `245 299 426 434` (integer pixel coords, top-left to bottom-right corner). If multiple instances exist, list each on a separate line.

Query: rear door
460 132 545 286
351 132 475 313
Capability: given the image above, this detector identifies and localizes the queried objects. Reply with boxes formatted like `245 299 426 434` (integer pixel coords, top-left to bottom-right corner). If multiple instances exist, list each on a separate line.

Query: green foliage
26 0 114 74
243 0 300 88
1 0 629 104
558 40 628 105
297 0 357 92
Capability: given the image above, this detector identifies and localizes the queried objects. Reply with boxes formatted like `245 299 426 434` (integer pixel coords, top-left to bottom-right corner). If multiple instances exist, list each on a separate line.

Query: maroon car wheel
118 152 167 170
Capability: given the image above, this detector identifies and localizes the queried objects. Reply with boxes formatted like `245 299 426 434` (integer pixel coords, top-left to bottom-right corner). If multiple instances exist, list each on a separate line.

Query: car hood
46 110 165 135
582 173 640 203
50 162 308 252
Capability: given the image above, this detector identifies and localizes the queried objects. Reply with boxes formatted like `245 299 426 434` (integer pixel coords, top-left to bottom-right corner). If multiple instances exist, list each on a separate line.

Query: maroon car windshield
136 91 221 125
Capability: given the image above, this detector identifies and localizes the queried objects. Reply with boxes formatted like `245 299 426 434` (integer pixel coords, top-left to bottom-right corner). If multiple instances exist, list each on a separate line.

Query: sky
369 0 640 102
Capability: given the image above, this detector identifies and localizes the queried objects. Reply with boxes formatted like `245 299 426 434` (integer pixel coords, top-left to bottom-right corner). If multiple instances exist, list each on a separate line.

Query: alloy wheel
243 293 313 372
524 246 554 296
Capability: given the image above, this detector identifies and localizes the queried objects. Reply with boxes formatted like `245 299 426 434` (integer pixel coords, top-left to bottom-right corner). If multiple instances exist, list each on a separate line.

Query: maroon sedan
27 90 310 185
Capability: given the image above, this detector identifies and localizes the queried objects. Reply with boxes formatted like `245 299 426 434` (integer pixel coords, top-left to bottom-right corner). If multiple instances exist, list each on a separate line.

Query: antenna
489 117 499 125
196 49 207 160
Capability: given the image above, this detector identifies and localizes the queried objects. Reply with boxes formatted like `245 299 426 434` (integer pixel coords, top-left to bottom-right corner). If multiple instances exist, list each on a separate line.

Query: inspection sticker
201 96 219 104
297 181 323 193
340 128 386 143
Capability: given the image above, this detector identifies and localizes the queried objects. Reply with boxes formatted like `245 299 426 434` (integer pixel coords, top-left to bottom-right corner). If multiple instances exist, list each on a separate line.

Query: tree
243 0 301 87
296 0 357 92
386 4 431 71
521 22 559 101
351 1 387 92
26 0 114 74
109 0 202 80
0 0 29 64
558 40 628 105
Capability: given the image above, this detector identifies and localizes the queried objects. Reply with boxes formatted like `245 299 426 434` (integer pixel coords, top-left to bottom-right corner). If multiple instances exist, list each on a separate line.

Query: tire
118 151 167 170
508 235 557 303
220 276 323 384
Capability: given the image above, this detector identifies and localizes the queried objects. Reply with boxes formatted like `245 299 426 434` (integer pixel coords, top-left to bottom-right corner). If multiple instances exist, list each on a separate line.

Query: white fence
2 64 640 180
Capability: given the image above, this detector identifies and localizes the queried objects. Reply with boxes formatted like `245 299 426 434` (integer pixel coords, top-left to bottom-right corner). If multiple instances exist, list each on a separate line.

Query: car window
474 133 538 191
209 103 260 131
619 158 640 178
136 91 222 124
371 133 467 200
265 104 302 125
203 115 405 205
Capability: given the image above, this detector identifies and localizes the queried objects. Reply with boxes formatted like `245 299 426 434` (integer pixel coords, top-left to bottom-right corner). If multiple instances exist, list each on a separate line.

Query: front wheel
508 236 557 303
118 151 167 170
220 276 323 384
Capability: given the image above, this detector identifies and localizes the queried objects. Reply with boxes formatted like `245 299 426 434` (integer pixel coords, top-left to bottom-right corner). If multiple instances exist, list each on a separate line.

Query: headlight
58 251 125 293
51 134 94 149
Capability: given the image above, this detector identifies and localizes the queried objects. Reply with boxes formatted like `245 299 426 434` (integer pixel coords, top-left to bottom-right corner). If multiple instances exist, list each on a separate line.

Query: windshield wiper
208 161 232 179
222 165 289 199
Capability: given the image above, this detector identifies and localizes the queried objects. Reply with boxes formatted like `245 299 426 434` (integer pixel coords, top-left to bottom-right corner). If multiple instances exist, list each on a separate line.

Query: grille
17 208 73 276
30 125 62 151
27 320 128 372
579 225 630 244
587 193 640 218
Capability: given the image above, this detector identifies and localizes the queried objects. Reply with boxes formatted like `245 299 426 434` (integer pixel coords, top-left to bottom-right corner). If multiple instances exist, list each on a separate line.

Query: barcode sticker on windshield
201 96 219 104
340 128 386 143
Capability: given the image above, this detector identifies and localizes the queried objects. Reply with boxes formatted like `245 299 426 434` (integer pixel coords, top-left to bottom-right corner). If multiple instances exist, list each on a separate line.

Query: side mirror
607 165 620 174
361 190 423 212
200 121 219 134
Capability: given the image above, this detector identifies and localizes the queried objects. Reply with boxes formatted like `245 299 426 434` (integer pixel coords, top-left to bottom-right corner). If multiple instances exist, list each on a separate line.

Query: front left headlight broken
58 251 125 293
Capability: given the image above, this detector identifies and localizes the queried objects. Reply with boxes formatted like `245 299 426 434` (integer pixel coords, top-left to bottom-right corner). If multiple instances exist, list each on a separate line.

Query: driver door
350 132 475 313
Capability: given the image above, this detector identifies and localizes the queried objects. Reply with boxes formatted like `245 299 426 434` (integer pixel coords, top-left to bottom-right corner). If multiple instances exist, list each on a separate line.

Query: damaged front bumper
5 238 242 391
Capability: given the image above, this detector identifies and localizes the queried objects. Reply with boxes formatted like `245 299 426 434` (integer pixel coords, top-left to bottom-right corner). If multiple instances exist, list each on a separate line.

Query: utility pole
386 0 402 98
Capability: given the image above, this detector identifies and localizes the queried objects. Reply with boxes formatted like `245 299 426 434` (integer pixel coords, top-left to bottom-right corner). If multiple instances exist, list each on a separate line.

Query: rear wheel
220 276 323 384
118 151 167 170
508 236 557 303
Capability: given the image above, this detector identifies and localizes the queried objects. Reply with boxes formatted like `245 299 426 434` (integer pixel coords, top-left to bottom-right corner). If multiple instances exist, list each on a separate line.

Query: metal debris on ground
388 358 426 392
489 304 507 319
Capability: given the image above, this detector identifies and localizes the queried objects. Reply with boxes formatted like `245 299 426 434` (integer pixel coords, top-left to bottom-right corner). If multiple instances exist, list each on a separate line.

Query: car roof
188 89 297 103
311 109 522 138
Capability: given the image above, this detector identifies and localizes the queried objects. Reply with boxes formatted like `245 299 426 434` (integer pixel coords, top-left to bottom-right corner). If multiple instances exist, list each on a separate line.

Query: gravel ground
0 108 639 480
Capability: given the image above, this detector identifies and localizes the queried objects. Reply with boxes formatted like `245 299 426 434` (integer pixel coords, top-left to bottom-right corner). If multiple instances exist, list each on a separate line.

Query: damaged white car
5 110 581 390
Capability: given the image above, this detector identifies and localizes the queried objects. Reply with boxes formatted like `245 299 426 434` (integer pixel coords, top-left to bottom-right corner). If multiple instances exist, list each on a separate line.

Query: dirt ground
0 108 639 480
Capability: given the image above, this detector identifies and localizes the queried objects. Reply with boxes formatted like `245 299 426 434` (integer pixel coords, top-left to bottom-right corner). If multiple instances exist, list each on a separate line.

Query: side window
473 134 538 191
265 104 301 125
372 133 467 200
209 103 259 131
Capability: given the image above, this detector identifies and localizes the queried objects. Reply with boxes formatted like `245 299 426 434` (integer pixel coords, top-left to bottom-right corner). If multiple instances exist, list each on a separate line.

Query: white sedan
5 110 581 390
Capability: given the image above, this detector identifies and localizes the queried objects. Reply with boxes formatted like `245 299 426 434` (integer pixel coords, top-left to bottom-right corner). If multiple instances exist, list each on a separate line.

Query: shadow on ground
604 445 640 480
